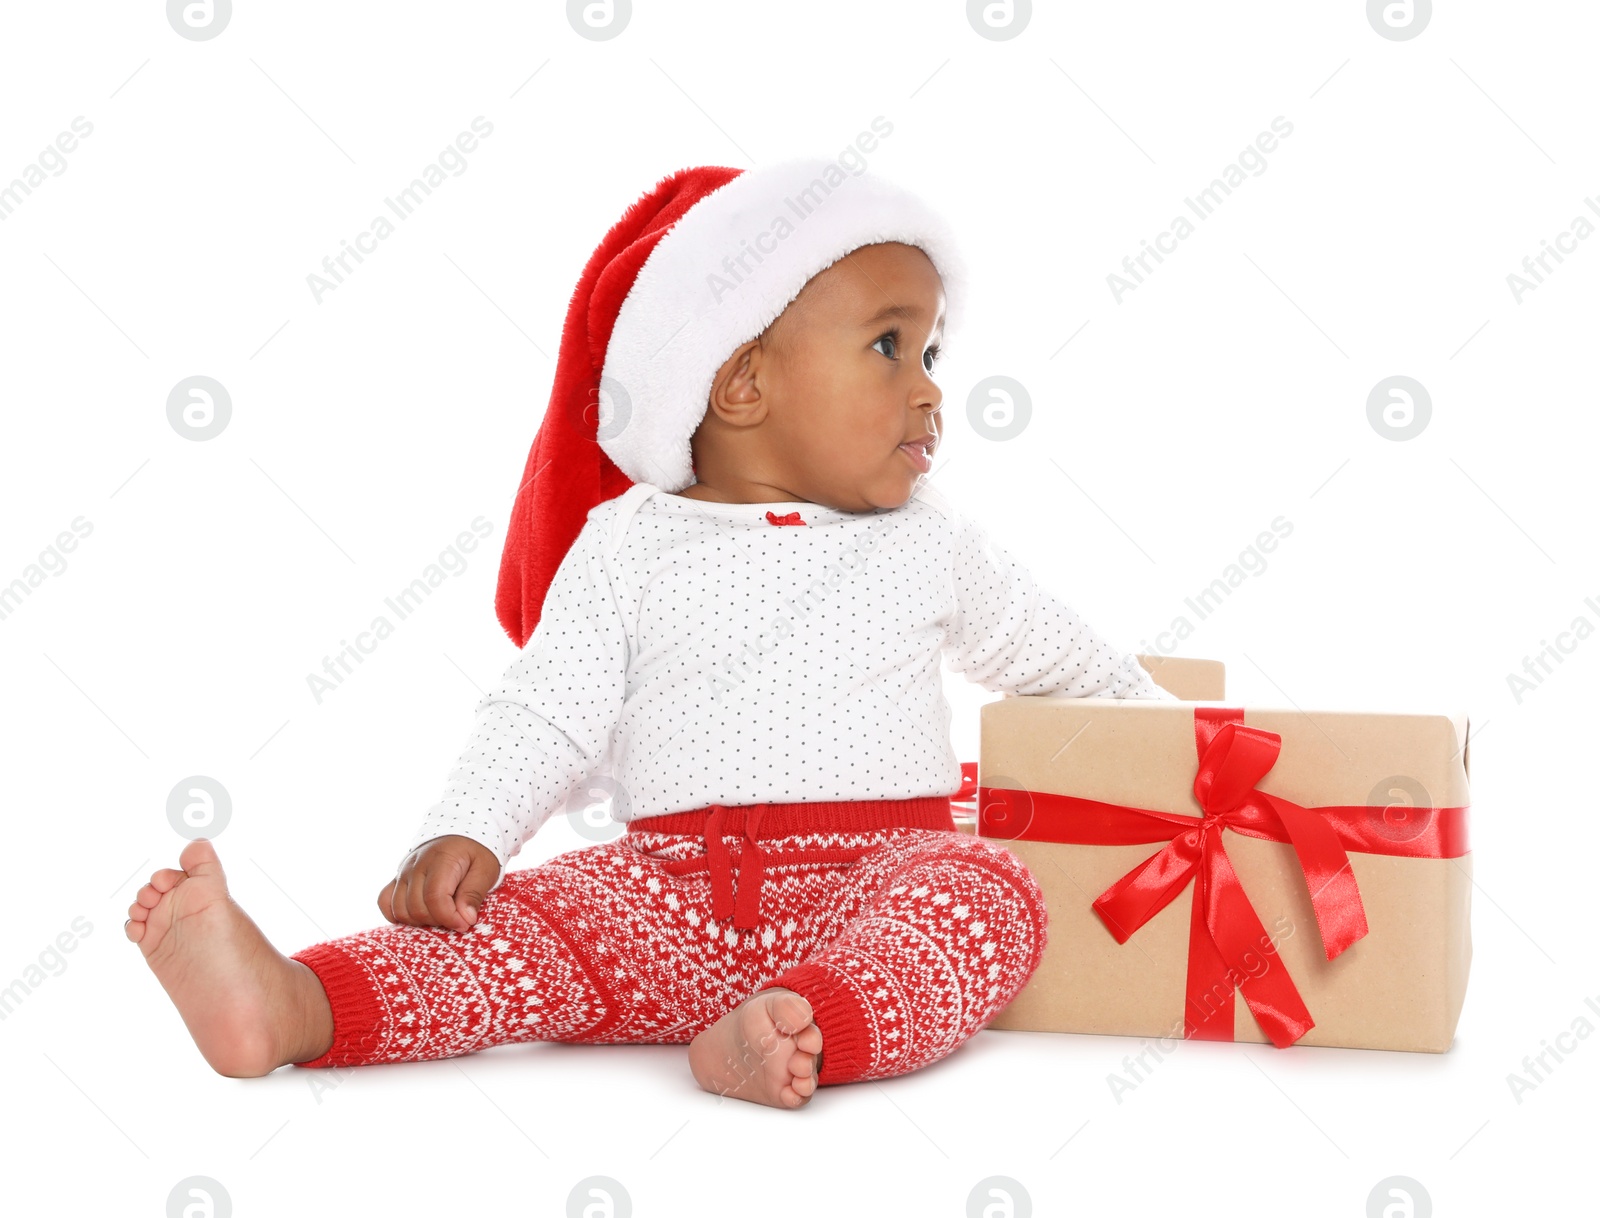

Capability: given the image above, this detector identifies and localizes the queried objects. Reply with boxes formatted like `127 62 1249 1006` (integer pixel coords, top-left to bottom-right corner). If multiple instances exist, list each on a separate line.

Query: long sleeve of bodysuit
941 503 1179 702
398 510 631 879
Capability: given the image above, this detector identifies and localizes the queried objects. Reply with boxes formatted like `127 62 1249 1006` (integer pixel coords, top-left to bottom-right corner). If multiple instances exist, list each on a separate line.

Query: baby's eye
923 344 941 373
872 331 898 360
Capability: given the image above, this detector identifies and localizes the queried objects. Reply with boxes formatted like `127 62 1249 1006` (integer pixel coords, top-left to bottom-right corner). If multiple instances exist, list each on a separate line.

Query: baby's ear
708 339 766 415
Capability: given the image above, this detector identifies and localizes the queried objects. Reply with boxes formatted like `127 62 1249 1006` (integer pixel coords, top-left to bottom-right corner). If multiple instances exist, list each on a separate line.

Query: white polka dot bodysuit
402 479 1178 874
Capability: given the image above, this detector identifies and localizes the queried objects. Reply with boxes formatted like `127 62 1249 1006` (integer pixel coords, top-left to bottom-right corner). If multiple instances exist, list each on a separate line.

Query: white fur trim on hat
597 156 969 493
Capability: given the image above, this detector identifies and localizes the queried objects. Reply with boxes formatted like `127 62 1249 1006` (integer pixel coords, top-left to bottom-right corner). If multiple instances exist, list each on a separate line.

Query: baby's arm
940 499 1180 702
386 508 631 920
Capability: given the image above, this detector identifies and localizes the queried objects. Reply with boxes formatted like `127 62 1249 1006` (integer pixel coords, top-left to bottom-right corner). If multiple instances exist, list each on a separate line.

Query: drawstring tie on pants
634 795 961 931
702 803 767 928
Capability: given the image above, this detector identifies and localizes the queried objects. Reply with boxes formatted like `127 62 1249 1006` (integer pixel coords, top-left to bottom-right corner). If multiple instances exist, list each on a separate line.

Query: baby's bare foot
687 987 822 1109
125 838 334 1077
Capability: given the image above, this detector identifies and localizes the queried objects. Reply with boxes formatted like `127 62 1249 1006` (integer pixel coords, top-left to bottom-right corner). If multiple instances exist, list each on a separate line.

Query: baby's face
698 240 946 512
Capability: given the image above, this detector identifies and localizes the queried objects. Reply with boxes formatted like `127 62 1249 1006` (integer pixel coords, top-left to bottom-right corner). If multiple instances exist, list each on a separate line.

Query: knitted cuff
770 962 873 1086
288 941 388 1069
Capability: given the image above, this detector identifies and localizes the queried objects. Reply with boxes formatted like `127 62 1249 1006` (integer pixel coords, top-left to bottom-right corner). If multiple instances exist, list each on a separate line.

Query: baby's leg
763 831 1049 1086
286 839 743 1069
128 834 732 1076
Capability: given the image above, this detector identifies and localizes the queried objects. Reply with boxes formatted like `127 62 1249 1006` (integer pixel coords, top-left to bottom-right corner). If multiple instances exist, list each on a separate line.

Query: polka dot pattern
403 482 1177 873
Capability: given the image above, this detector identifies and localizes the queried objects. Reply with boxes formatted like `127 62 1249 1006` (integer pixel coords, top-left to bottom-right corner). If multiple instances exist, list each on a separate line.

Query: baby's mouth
898 438 934 473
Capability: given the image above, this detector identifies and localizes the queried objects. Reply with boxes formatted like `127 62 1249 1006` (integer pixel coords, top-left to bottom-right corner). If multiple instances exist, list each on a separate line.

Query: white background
2 1 1594 1214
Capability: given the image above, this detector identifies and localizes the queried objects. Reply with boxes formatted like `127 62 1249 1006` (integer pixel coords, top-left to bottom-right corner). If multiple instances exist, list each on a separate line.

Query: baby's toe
770 991 814 1036
127 901 150 923
147 868 187 894
795 1023 823 1055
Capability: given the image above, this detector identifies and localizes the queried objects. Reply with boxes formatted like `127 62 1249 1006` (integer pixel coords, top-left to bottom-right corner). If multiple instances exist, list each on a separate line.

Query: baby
126 158 1176 1109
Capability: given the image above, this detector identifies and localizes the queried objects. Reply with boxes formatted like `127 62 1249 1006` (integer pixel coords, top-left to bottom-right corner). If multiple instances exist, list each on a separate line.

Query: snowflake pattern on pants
290 822 1048 1086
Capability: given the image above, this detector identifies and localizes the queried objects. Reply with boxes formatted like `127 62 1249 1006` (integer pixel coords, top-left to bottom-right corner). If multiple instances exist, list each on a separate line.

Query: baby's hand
378 835 501 932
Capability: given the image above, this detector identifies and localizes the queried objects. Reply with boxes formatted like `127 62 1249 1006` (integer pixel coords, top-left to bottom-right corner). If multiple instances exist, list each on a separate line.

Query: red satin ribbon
977 706 1469 1047
956 760 978 802
765 510 806 526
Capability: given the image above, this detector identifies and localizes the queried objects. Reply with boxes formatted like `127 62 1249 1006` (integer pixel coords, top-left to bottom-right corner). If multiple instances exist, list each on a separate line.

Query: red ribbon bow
765 510 806 526
978 706 1468 1047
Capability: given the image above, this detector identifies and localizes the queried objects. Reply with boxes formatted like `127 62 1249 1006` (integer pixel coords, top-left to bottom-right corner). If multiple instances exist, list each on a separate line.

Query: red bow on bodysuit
765 511 806 526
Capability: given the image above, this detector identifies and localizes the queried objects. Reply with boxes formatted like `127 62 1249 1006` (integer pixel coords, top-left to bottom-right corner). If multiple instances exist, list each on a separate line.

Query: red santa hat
494 155 968 648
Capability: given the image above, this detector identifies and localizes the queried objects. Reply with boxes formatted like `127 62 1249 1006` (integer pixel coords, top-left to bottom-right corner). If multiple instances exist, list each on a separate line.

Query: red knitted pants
289 797 1048 1086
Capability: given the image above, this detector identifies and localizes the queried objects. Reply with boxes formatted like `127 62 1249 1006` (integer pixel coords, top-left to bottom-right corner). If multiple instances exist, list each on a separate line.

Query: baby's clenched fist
379 835 501 931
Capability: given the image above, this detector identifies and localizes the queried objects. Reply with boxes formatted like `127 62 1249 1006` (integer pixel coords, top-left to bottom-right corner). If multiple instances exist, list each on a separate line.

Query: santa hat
494 155 969 648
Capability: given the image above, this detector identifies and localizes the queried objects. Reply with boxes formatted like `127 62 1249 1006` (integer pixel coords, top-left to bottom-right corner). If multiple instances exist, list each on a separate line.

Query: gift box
1127 653 1227 701
970 693 1473 1052
950 655 1223 830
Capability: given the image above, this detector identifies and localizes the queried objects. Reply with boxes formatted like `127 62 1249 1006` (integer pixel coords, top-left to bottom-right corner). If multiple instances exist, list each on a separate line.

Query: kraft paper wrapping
975 697 1472 1052
1131 653 1226 702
